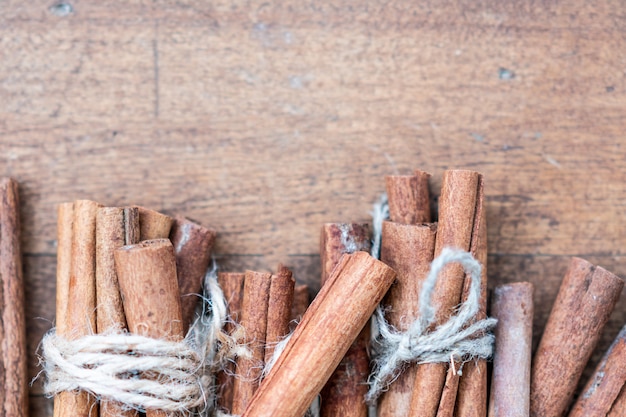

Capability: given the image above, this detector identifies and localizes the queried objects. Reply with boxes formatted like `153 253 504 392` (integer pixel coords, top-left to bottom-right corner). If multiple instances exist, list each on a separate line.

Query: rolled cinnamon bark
215 272 246 413
242 252 396 417
608 386 626 417
169 216 216 332
530 258 624 417
568 324 626 417
290 284 310 327
385 171 431 225
319 223 371 417
134 206 173 240
488 282 534 417
409 170 483 417
0 178 28 417
264 265 295 364
231 271 272 415
114 239 184 417
96 207 140 417
378 221 437 417
55 200 102 417
453 181 488 417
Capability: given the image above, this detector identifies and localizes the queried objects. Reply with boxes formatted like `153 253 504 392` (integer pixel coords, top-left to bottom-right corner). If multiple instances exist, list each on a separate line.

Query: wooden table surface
2 1 626 414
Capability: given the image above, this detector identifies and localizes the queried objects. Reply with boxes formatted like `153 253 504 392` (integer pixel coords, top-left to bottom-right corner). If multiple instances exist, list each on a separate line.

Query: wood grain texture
2 1 626 415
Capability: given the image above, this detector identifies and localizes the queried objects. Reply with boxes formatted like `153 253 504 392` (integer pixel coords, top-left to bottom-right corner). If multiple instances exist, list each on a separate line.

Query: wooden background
2 0 626 414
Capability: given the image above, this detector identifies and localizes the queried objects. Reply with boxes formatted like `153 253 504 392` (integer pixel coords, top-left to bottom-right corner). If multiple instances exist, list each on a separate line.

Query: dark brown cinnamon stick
231 271 272 415
385 171 431 225
530 258 624 417
319 223 371 417
169 216 216 332
114 239 184 417
409 170 483 417
264 265 295 364
242 252 396 417
568 323 626 417
290 284 310 328
0 178 28 417
96 207 140 417
488 282 534 417
55 200 102 417
215 272 246 413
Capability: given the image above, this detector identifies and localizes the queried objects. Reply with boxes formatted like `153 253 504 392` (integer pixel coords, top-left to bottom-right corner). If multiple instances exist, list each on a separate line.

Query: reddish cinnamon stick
231 271 272 415
0 178 28 417
135 206 173 240
378 222 437 417
488 282 534 417
409 170 483 417
114 239 184 417
96 207 140 417
169 216 216 332
385 171 431 225
568 323 626 417
319 223 371 417
242 252 396 417
608 385 626 417
215 272 246 413
55 200 102 417
264 265 295 364
290 284 310 327
453 178 488 417
530 258 624 417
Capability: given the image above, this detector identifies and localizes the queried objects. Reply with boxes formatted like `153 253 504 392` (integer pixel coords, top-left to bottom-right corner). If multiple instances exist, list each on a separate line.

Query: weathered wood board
2 0 626 414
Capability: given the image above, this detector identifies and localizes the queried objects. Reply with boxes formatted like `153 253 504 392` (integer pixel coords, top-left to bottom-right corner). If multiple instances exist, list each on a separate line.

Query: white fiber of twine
41 262 247 415
366 247 497 403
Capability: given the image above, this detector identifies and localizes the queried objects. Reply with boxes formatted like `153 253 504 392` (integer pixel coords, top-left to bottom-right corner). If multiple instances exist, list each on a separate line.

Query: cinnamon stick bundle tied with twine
367 247 497 403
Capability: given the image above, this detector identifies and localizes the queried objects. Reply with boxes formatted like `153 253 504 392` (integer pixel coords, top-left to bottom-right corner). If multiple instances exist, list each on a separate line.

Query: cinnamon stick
215 272 246 413
568 323 626 417
385 170 431 225
231 271 272 415
135 206 173 240
242 252 396 417
608 385 626 417
378 222 437 417
319 223 371 417
0 178 28 417
530 258 624 417
169 216 217 332
55 200 102 417
409 170 483 417
488 282 534 417
114 239 184 417
96 207 140 417
453 178 488 417
264 265 295 364
290 284 310 327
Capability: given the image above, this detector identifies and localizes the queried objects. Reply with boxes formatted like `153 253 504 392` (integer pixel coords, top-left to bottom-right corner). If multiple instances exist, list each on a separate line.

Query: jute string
40 262 249 415
366 193 497 403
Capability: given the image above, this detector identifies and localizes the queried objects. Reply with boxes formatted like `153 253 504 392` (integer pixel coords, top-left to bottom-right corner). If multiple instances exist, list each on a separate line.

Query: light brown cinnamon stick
242 251 396 417
264 265 295 364
231 271 272 415
453 178 487 417
378 222 437 417
135 206 173 240
530 258 624 417
0 178 28 417
385 171 431 225
488 282 534 417
114 238 184 417
568 323 626 417
409 170 483 417
55 200 102 417
96 207 140 417
169 216 217 332
216 272 246 413
319 223 371 417
608 390 626 417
